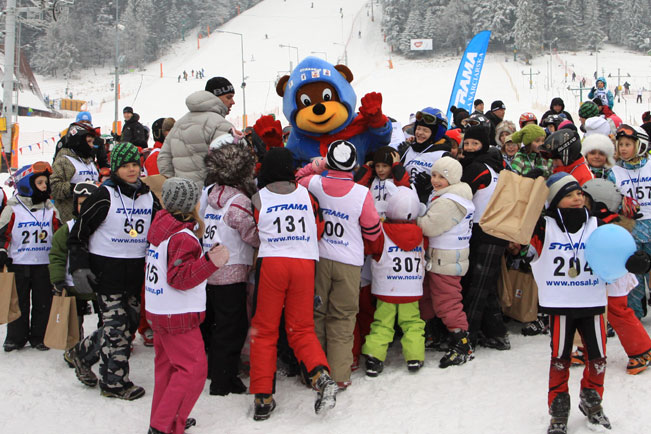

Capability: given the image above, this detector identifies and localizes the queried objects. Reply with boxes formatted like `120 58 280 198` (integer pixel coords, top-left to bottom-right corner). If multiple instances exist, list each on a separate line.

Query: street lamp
279 44 299 72
215 30 247 127
333 42 348 65
114 0 120 136
310 51 328 61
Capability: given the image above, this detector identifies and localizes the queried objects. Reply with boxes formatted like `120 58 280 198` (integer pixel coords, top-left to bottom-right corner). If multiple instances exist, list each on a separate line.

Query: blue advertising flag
446 30 491 127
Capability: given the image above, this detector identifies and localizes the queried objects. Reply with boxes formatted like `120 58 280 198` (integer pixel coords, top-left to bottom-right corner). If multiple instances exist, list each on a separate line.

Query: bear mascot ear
276 75 290 97
334 65 354 83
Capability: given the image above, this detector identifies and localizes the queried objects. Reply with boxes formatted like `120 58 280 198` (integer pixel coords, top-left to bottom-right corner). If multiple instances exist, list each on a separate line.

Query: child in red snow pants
250 257 330 393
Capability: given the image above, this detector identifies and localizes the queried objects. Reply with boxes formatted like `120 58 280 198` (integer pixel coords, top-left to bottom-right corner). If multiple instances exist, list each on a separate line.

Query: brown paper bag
479 170 549 244
498 257 539 323
0 270 21 324
44 290 80 350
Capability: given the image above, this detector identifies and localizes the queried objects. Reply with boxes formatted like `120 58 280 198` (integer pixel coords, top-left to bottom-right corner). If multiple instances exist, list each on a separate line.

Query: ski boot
364 355 384 377
626 350 651 375
311 367 337 414
479 333 511 351
522 314 549 336
253 393 276 421
570 347 585 366
547 392 570 434
440 330 473 368
578 388 611 429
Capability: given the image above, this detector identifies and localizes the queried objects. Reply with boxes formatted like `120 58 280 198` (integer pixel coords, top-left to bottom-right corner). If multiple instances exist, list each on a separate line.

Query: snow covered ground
2 1 651 433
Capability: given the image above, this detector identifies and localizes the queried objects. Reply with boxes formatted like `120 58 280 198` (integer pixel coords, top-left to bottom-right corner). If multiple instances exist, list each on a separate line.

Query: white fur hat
584 116 613 137
581 134 615 167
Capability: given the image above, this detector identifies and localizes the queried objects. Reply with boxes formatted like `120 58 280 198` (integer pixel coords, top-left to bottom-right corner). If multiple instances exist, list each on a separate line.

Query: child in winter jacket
495 121 518 170
581 134 615 179
417 157 474 368
49 181 99 340
296 140 381 388
354 146 411 218
459 125 509 351
146 177 229 434
362 187 426 376
540 130 594 185
67 142 161 400
509 124 552 178
529 173 610 433
249 148 337 421
1 162 60 352
201 140 259 396
50 122 100 223
607 124 651 318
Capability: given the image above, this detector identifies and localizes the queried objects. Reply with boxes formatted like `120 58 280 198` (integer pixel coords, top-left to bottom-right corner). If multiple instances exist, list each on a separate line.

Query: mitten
72 269 97 295
359 92 388 128
625 251 651 275
207 244 230 268
413 171 433 202
523 168 544 179
254 115 283 149
0 250 10 269
52 282 67 295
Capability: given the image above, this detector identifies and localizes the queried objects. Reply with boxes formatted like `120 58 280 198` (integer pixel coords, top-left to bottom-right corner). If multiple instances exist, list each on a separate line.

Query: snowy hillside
2 1 651 433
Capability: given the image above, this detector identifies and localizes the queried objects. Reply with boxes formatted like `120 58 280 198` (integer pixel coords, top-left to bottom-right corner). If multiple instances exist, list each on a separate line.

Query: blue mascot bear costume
276 56 392 167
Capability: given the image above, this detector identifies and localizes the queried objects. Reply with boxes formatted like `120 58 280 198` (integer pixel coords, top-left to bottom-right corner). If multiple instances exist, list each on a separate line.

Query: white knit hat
584 116 612 137
581 134 615 167
431 156 462 185
326 140 357 171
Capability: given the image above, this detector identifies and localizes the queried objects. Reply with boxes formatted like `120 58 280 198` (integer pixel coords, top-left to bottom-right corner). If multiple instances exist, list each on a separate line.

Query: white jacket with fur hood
417 181 473 276
157 90 234 186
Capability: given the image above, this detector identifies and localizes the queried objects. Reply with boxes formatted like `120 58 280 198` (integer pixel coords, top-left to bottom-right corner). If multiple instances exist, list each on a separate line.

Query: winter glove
523 168 544 179
253 115 283 149
72 269 97 296
413 171 433 203
207 244 230 268
625 251 651 275
622 196 643 219
52 282 67 295
0 250 11 269
359 92 388 128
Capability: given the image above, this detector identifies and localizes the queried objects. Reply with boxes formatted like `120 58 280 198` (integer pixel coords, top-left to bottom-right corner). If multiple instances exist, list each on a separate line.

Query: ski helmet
73 181 100 217
615 124 647 157
539 129 581 166
76 111 92 124
415 107 448 143
541 114 564 129
519 112 538 129
581 179 622 214
14 161 53 197
385 186 421 221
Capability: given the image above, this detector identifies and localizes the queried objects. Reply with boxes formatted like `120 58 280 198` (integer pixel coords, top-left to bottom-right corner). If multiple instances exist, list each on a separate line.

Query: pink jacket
296 162 381 241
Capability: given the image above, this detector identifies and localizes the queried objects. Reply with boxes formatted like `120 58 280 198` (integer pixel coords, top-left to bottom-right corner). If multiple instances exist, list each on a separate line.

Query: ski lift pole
567 83 590 104
522 68 540 90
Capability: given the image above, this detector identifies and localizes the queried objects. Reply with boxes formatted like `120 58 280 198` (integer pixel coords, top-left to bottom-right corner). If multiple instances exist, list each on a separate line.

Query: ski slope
2 1 651 433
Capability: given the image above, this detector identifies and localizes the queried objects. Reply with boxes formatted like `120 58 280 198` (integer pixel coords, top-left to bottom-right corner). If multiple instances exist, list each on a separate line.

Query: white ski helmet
581 179 622 213
385 186 421 221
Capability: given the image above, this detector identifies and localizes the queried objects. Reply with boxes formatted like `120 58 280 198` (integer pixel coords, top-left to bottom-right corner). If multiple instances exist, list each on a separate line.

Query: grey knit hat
161 177 200 213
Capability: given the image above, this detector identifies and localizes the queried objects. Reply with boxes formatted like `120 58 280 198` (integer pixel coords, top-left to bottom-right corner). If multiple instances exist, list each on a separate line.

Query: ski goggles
30 161 53 175
415 111 447 129
73 182 99 196
616 124 637 140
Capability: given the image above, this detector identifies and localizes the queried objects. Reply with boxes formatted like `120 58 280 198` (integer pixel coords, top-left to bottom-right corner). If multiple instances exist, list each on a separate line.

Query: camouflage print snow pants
75 293 140 391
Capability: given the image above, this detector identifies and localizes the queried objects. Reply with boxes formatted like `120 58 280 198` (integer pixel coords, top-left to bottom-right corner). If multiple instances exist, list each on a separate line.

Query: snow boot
32 342 49 351
63 349 74 368
3 341 24 352
365 355 384 377
185 418 196 430
626 350 651 375
479 334 511 351
101 384 145 401
69 345 98 387
147 427 169 434
547 392 570 434
311 367 337 414
522 314 549 336
253 393 276 421
424 318 449 351
571 347 585 366
606 322 615 338
407 360 424 372
440 330 473 368
578 388 611 429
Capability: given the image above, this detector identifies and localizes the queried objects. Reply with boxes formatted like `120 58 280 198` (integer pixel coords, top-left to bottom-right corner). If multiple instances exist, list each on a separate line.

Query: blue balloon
585 224 636 283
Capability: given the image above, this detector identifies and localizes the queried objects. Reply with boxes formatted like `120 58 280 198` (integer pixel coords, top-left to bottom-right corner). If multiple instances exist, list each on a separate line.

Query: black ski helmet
539 129 582 166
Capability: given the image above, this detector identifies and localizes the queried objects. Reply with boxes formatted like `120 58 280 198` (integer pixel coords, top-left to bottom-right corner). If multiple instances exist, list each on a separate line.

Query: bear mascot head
276 56 392 168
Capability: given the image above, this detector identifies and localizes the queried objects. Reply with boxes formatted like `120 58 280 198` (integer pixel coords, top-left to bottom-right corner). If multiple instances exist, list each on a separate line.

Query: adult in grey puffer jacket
158 77 237 186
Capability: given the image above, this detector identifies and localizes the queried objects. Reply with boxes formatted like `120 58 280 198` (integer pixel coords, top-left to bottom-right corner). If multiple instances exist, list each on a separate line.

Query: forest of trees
1 0 262 77
381 0 650 59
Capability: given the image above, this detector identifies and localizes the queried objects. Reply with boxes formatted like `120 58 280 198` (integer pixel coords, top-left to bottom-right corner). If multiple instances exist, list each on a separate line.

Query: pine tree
513 0 544 60
582 0 606 51
621 0 651 51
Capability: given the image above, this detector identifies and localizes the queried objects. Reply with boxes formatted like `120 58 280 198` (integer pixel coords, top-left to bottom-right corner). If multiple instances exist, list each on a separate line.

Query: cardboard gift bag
498 257 539 323
44 290 80 350
479 170 549 245
0 270 21 324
